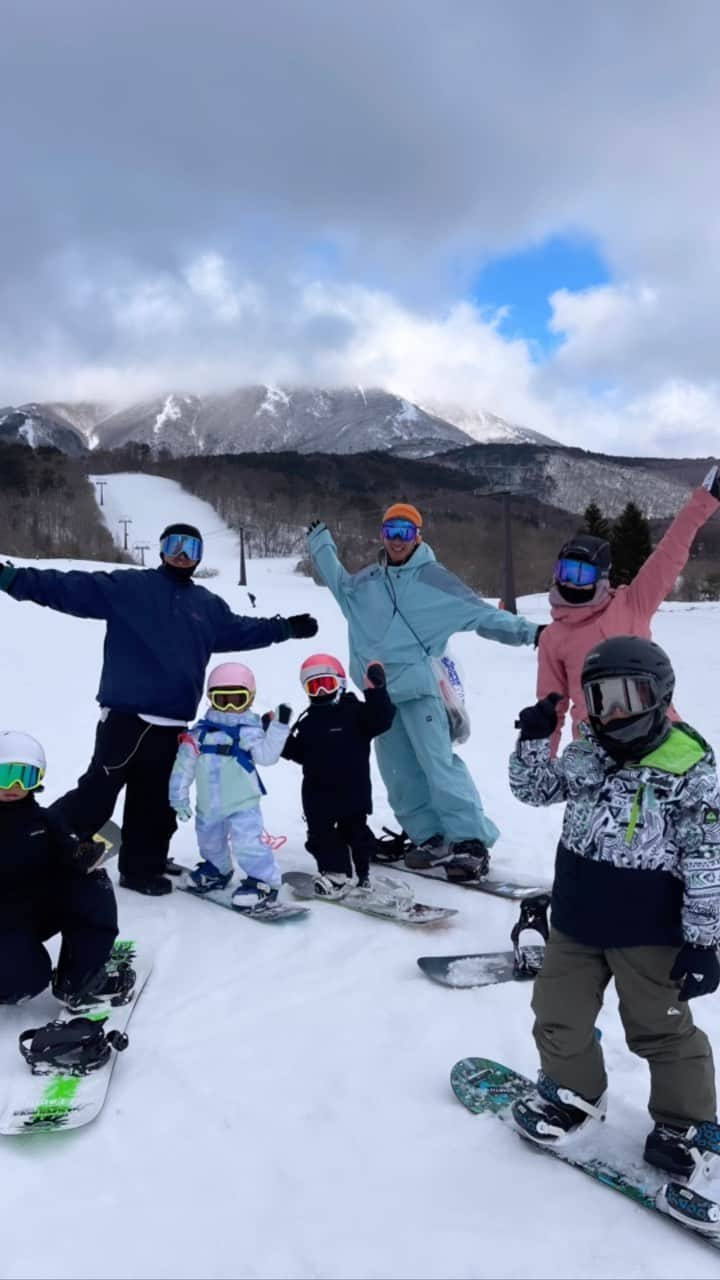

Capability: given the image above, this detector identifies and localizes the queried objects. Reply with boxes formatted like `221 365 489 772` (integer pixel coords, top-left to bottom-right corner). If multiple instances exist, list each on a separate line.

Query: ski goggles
555 557 601 588
382 520 419 542
303 674 340 697
584 675 658 723
0 762 45 791
209 688 254 712
160 533 203 561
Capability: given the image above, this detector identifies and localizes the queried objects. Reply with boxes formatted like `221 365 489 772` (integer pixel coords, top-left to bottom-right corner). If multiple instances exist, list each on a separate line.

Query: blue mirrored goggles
555 557 601 588
382 520 419 542
161 533 203 561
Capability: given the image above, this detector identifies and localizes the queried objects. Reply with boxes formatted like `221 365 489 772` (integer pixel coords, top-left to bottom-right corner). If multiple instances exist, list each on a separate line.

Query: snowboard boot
404 834 448 869
313 872 353 899
188 860 233 893
657 1179 720 1234
512 1072 606 1145
19 1016 129 1076
231 876 278 912
445 839 490 881
119 873 173 896
54 960 136 1013
646 1118 720 1178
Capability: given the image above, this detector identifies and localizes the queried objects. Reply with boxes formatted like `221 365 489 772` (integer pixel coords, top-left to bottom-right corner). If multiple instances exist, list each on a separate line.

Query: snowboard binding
19 1016 129 1076
510 894 550 979
53 960 136 1012
374 827 410 863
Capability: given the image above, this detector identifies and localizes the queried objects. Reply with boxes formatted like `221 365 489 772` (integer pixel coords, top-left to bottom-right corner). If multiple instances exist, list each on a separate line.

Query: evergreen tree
610 502 653 586
582 501 611 540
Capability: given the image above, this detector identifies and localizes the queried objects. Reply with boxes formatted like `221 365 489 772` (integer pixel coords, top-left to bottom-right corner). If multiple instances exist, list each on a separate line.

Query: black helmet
558 532 611 575
581 636 674 760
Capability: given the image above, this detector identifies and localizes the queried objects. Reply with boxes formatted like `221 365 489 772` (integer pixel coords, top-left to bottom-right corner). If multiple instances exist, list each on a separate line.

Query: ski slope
1 471 719 1280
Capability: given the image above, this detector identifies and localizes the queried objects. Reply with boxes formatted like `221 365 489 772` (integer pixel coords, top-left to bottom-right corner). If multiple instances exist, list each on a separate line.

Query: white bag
431 649 471 744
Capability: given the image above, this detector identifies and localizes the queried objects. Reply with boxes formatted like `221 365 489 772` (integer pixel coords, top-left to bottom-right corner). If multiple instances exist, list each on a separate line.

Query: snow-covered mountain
0 405 88 455
90 386 474 457
424 401 558 445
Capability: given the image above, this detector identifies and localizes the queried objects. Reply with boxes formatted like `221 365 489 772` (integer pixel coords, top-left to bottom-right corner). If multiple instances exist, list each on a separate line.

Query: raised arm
306 521 353 609
247 712 292 766
417 562 538 647
0 563 122 620
626 478 719 618
358 663 396 738
508 694 569 806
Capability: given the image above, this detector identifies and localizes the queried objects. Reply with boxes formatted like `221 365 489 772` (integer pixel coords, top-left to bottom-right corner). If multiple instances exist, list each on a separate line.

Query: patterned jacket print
509 723 720 949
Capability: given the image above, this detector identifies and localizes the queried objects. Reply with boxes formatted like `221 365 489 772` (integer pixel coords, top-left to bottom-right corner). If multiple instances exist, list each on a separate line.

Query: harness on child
193 719 267 795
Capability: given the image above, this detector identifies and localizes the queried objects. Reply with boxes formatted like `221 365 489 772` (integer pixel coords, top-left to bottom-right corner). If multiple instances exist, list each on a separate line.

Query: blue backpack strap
194 718 267 794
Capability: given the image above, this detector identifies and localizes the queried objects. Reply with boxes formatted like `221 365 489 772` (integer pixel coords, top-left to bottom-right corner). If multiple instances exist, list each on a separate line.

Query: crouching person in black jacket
282 654 395 895
0 731 118 1008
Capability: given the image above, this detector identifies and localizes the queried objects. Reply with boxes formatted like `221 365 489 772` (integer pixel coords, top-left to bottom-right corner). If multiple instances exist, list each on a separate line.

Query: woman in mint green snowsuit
307 512 539 856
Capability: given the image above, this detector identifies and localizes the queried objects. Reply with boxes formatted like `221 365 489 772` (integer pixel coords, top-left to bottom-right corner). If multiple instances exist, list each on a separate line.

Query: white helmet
0 731 46 771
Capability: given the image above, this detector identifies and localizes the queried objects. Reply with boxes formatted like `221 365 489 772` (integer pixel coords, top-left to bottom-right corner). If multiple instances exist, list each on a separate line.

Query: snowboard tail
282 871 457 925
179 879 309 922
418 948 545 988
450 1056 720 1250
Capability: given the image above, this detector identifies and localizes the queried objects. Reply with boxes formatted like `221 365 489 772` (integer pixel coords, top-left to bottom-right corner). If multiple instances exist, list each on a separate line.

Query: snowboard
0 939 150 1135
374 856 549 900
450 1056 720 1251
178 878 310 923
282 871 457 925
417 947 545 988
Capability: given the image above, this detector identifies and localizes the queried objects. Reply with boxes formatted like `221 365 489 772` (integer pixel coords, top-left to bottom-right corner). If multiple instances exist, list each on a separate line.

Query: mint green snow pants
373 694 500 847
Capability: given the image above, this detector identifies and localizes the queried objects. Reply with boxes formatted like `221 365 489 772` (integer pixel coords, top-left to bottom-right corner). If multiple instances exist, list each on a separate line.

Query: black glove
306 519 324 535
515 692 562 741
261 711 274 731
670 943 720 1001
533 624 547 649
277 703 292 724
286 613 318 639
702 464 720 501
70 836 108 874
0 561 17 592
366 662 386 689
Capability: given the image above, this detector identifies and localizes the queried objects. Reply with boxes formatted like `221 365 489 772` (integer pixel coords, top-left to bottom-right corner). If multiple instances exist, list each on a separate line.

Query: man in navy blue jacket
0 522 318 895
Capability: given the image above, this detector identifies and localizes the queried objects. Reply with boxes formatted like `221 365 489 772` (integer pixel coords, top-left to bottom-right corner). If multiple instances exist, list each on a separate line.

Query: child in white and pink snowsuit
169 662 291 910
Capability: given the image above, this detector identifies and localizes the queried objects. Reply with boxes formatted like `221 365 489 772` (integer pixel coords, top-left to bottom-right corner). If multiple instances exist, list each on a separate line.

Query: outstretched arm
214 598 316 651
0 563 121 620
418 562 538 647
626 479 719 618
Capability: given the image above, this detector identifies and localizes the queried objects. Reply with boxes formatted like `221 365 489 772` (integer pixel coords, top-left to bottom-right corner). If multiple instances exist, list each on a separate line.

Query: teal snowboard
450 1057 720 1250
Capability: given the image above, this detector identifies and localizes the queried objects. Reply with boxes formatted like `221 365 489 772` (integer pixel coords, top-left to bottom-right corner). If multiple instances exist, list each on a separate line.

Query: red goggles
304 674 340 697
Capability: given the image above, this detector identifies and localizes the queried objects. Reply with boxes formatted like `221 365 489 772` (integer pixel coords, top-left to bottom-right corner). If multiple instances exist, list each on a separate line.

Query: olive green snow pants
532 928 717 1126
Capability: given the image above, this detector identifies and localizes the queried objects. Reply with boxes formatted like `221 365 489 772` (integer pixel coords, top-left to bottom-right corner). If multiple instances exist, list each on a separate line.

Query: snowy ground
1 472 719 1280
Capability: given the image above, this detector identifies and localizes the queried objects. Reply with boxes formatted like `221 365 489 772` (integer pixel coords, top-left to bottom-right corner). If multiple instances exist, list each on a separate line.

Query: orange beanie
383 502 423 527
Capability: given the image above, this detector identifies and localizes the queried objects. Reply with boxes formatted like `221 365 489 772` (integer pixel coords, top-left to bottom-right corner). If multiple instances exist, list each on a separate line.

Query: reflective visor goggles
382 520 419 542
304 674 340 697
209 688 253 712
161 533 203 561
584 675 657 723
0 762 45 791
555 557 601 588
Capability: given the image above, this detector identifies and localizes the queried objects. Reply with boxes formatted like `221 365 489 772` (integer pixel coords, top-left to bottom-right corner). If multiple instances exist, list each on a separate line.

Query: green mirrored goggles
0 762 45 791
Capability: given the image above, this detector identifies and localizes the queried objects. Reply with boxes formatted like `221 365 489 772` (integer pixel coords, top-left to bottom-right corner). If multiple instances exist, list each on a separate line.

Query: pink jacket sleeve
625 487 719 619
536 629 569 758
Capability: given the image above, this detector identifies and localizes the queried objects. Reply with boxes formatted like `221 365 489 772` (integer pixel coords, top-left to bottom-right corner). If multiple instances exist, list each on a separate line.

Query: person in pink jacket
537 467 720 756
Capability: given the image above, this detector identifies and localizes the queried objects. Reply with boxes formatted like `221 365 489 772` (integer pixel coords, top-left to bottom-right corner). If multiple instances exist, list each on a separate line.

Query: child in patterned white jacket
169 662 291 910
508 636 720 1235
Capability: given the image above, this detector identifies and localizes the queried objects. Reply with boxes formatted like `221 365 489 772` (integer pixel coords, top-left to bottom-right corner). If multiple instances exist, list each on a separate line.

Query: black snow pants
52 711 185 879
306 814 375 881
0 870 118 1003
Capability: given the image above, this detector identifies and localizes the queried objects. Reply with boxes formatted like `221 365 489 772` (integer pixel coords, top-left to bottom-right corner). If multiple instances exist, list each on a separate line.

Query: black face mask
160 558 196 583
557 581 597 605
590 709 671 763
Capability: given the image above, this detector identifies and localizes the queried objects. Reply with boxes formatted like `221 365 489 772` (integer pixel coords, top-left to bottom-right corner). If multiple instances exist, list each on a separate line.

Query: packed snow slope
1 473 719 1280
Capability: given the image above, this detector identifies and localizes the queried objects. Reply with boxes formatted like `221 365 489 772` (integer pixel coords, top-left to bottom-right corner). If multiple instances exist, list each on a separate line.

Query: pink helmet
207 662 256 696
300 653 346 700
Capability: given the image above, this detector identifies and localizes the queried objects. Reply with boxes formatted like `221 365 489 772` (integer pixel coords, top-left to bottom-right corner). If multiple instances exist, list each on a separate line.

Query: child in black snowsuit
282 654 395 894
0 730 119 1007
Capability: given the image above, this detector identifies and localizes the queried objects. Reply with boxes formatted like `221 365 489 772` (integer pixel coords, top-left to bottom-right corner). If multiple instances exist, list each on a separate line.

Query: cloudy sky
2 0 720 456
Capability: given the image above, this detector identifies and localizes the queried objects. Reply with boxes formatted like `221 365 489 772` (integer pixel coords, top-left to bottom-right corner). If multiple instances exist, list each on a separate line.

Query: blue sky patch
471 235 610 356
